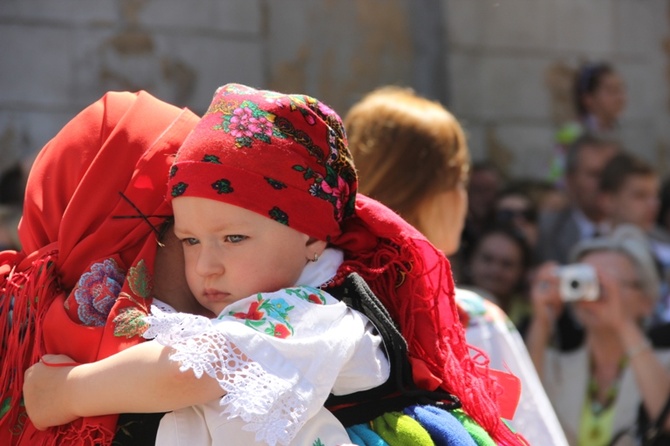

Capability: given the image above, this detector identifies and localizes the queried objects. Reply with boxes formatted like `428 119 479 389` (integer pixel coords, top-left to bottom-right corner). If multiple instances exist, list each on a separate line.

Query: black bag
609 394 670 446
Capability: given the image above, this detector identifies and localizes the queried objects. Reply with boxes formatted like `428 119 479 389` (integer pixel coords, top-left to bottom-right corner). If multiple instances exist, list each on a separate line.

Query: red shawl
334 195 526 445
0 91 199 445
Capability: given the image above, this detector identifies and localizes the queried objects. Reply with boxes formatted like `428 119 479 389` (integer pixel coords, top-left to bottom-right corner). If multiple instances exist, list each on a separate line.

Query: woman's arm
618 321 670 431
23 340 224 430
524 262 563 378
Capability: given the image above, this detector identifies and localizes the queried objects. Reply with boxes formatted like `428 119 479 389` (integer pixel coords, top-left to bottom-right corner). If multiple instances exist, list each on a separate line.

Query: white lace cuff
144 306 308 445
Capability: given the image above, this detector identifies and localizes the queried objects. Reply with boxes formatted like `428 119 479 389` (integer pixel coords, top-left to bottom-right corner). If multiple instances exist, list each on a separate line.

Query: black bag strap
609 391 670 446
324 272 460 426
640 394 670 445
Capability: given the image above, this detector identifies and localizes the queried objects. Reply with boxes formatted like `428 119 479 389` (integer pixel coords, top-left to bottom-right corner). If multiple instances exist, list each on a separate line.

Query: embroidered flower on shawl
113 305 149 338
73 258 125 327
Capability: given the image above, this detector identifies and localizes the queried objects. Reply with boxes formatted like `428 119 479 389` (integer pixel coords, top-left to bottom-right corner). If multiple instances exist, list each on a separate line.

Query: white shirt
145 249 389 446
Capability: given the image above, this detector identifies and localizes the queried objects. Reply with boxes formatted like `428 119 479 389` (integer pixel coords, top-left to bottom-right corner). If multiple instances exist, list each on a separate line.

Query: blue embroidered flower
74 259 125 327
264 298 293 321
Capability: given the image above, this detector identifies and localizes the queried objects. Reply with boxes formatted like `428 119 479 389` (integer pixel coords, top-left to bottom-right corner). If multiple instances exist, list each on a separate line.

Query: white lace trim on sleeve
143 306 307 446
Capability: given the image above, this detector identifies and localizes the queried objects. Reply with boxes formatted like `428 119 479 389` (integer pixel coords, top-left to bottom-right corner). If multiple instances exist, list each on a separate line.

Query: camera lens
570 279 580 290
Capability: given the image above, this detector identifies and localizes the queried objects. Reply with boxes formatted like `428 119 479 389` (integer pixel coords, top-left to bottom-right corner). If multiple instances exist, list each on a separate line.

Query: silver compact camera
558 263 599 302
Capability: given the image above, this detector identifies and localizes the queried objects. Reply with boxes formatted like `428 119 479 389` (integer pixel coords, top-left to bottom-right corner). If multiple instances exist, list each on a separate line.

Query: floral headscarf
167 83 357 242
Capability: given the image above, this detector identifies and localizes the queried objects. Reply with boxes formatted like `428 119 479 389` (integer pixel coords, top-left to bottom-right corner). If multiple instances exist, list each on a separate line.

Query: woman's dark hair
573 62 615 117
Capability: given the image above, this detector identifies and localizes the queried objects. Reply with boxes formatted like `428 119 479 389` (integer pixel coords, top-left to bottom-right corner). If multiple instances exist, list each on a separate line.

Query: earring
311 252 319 262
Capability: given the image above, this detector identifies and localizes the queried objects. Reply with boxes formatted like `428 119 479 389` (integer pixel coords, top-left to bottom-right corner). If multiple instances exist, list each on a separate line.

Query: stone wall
1 0 668 180
445 0 670 178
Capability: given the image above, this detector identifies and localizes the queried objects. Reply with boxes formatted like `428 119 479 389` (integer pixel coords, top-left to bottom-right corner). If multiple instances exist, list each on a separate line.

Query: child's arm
23 340 224 430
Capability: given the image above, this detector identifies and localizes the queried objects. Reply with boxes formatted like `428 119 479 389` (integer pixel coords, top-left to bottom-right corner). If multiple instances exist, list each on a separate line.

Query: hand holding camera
557 263 600 302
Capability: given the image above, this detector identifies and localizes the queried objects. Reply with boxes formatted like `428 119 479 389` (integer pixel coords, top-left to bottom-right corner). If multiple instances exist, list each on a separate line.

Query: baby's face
172 196 313 316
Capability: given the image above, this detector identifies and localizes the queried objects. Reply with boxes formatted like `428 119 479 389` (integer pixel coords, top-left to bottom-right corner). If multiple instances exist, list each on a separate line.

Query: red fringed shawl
333 195 526 445
0 91 199 445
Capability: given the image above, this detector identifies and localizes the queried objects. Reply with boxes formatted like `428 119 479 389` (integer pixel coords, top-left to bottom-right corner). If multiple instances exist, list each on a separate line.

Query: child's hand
23 354 79 430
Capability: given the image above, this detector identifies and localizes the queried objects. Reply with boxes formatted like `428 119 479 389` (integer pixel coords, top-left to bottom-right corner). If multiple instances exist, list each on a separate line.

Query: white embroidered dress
145 249 389 446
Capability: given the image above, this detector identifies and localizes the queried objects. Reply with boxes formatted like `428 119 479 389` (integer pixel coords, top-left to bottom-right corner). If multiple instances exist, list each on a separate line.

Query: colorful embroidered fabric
0 91 199 445
165 83 525 444
143 272 389 446
167 83 356 243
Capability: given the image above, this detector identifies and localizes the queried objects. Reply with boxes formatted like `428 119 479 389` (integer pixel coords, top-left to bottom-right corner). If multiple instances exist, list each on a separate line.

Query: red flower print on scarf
320 176 350 220
232 301 265 320
229 106 273 139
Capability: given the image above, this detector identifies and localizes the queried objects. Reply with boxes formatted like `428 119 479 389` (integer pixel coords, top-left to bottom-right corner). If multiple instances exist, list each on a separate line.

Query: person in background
525 225 670 445
461 161 507 266
599 151 670 324
549 62 627 184
345 85 568 445
494 182 541 254
537 134 619 265
462 225 533 327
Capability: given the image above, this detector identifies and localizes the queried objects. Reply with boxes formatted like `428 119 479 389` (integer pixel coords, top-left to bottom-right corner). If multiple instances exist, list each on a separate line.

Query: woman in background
345 85 568 445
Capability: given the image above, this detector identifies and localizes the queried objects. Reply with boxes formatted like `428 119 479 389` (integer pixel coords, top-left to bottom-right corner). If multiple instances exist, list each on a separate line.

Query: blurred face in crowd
572 250 652 329
604 174 660 233
468 231 525 304
583 72 627 126
418 184 468 256
467 167 503 223
567 144 618 221
495 194 538 249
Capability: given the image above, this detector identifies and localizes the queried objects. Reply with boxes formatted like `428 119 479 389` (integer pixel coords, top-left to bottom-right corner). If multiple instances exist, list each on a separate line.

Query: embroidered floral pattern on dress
228 287 328 338
144 305 308 446
72 258 125 326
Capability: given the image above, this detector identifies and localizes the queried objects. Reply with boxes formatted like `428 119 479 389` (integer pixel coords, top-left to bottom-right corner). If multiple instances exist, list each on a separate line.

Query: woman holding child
6 84 525 445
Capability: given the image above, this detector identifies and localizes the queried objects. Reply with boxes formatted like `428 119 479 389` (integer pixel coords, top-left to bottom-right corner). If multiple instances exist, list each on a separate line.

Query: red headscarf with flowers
0 91 199 445
167 83 524 445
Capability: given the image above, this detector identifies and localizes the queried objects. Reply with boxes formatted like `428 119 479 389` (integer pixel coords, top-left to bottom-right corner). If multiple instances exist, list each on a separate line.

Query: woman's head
573 62 626 125
570 225 660 323
466 225 532 306
344 86 469 253
169 83 357 243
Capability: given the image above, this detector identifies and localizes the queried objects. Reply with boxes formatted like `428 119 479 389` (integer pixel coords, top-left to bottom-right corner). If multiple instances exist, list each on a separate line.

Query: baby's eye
181 237 199 246
224 235 247 243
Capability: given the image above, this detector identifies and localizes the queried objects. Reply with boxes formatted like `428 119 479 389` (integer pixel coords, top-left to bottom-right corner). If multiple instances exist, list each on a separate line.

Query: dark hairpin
112 191 170 239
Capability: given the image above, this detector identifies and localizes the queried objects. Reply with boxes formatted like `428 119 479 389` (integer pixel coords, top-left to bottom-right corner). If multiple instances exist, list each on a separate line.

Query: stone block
0 0 117 24
612 0 660 58
443 0 485 47
447 50 484 118
0 25 73 107
492 124 557 179
550 0 615 54
480 0 554 50
479 55 552 121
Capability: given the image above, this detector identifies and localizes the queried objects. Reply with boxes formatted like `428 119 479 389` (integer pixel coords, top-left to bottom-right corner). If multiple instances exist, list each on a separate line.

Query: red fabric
333 195 526 445
0 91 199 445
167 83 357 242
